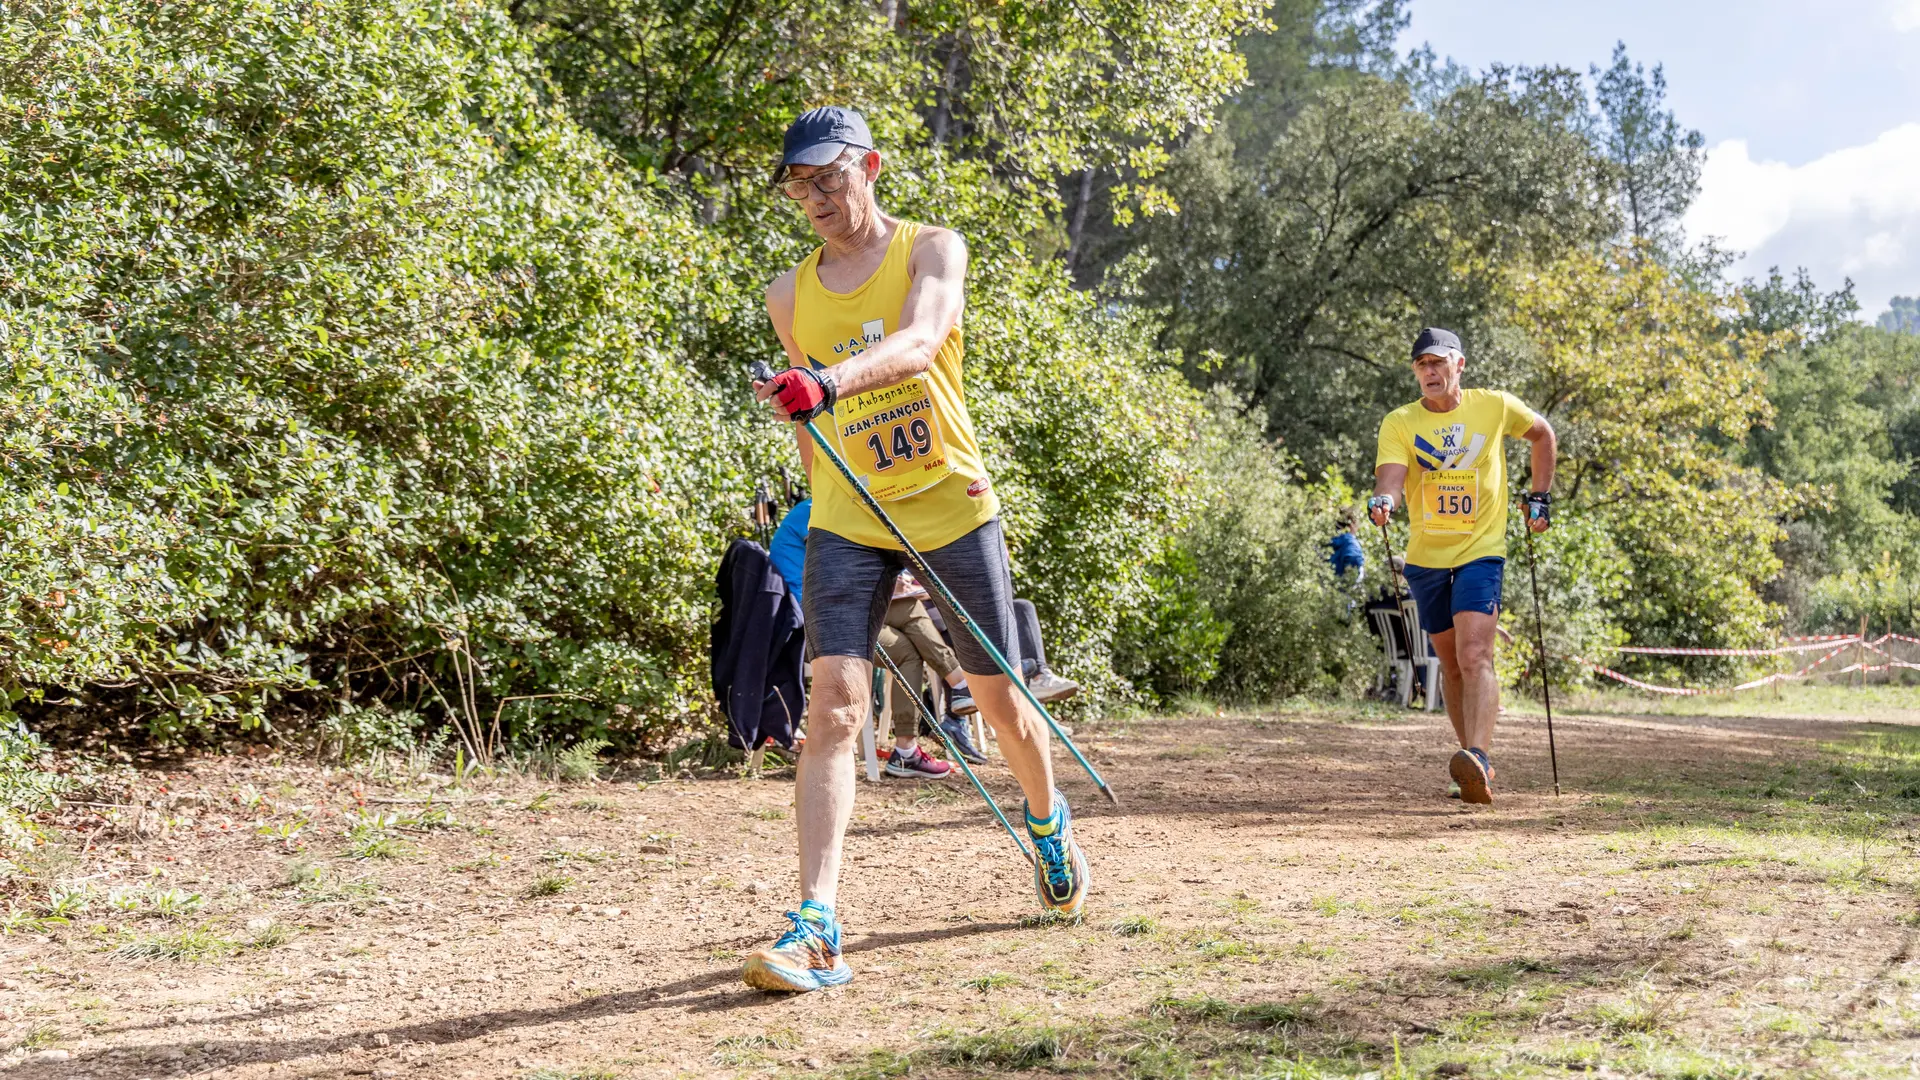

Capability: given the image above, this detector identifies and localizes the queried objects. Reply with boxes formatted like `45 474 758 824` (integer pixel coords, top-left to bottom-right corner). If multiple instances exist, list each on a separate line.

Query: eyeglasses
777 162 858 200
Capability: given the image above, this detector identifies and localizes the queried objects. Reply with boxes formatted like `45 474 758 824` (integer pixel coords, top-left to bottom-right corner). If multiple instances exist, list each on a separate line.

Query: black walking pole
1523 523 1562 797
750 362 1119 806
1376 521 1407 602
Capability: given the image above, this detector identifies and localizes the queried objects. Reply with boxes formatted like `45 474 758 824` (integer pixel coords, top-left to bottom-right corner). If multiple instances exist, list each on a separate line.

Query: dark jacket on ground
711 539 805 752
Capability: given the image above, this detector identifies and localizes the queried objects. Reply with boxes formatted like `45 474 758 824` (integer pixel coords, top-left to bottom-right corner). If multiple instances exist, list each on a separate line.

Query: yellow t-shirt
791 221 998 551
1375 389 1538 569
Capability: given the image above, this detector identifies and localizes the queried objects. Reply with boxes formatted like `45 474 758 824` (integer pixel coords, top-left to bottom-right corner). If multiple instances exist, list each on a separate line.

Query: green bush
2 0 782 747
0 0 1205 747
1116 396 1375 704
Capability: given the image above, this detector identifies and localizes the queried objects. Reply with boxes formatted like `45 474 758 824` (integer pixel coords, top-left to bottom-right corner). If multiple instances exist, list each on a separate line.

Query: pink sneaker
884 746 952 780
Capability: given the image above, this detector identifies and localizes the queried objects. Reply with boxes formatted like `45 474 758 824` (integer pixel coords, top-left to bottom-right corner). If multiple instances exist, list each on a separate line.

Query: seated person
877 572 977 775
926 596 1078 707
1328 508 1366 579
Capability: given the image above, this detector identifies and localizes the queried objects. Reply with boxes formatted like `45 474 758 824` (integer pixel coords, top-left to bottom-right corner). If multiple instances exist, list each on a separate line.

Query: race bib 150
1420 468 1479 534
831 377 954 501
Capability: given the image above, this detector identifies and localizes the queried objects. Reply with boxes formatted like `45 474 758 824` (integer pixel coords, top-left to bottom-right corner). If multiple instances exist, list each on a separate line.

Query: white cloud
1893 0 1920 32
1684 125 1920 311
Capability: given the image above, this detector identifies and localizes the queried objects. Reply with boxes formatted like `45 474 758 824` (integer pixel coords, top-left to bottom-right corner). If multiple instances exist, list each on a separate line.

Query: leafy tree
1589 41 1705 248
1066 0 1407 278
1127 69 1614 474
1879 296 1920 336
1501 247 1794 653
514 0 1264 189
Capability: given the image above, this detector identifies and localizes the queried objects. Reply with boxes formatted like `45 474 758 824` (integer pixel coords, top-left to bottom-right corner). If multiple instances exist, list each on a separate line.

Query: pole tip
1101 786 1121 807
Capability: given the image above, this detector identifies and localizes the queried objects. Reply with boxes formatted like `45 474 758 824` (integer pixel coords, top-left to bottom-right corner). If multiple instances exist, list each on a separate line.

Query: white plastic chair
1368 605 1411 702
1399 598 1444 713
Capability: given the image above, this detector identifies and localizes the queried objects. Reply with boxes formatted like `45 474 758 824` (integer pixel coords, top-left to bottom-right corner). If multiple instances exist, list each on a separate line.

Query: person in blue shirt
768 498 810 607
1329 508 1366 579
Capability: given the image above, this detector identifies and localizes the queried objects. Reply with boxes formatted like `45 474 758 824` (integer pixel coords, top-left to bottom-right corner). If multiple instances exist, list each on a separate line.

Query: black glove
1524 491 1551 526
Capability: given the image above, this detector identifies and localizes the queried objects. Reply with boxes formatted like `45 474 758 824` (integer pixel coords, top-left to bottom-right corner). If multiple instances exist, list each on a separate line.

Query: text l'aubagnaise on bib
820 318 954 501
1420 468 1479 533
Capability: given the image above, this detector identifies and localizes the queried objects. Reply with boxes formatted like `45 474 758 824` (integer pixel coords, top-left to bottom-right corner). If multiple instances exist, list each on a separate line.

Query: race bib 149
830 377 955 501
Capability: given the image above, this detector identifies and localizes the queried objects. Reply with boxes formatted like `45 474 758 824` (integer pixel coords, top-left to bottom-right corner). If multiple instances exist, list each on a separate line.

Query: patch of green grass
711 1030 799 1066
1595 984 1677 1035
934 1026 1074 1070
1308 894 1348 917
1193 935 1258 960
1110 913 1159 937
397 805 460 830
1150 994 1316 1032
1214 893 1261 917
1443 958 1560 992
1038 959 1105 996
1017 909 1080 928
526 875 574 898
294 870 381 905
910 785 961 807
747 806 788 820
343 822 412 860
523 1069 618 1080
452 853 506 872
0 907 65 935
571 796 615 812
111 925 239 962
145 887 205 920
958 971 1019 993
15 1022 62 1050
245 920 294 950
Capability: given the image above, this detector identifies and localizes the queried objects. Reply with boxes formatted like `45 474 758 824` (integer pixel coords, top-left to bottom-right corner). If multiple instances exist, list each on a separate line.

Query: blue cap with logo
781 106 873 168
1410 326 1463 360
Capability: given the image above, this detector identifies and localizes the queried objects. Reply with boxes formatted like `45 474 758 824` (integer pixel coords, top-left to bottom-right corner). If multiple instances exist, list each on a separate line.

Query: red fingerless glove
770 366 837 422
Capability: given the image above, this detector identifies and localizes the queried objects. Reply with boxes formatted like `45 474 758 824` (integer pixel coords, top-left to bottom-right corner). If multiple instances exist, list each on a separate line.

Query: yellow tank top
792 220 998 551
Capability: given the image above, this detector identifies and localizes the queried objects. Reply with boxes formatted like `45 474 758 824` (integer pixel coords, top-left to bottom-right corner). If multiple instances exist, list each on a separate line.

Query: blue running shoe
741 901 853 993
1026 791 1089 918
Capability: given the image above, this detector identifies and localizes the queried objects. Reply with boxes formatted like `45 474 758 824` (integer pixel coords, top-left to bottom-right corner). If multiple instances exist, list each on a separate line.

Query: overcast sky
1400 0 1920 317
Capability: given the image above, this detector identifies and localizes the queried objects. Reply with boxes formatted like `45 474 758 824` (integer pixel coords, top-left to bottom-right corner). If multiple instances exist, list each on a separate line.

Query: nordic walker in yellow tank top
746 107 1090 995
786 219 998 550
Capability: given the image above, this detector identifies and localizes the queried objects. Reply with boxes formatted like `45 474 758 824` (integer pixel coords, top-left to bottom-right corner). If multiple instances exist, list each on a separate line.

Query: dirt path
5 703 1919 1078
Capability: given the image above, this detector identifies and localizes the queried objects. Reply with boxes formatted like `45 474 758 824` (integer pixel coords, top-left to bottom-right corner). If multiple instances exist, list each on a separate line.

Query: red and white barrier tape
1569 641 1860 696
1613 638 1862 657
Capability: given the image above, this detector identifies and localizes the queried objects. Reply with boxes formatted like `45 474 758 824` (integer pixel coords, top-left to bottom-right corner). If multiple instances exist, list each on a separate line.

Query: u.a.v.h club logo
1436 423 1465 454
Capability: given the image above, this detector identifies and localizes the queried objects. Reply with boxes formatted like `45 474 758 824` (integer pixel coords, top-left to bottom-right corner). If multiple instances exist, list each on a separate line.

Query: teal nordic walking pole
751 361 1119 806
872 646 1034 866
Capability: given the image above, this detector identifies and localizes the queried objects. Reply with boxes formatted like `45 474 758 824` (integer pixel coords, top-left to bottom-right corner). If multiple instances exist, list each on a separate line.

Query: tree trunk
930 44 962 146
1066 167 1096 271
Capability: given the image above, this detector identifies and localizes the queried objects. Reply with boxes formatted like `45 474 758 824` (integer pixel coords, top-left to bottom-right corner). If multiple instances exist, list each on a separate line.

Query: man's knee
806 659 872 741
806 699 870 744
1454 640 1494 672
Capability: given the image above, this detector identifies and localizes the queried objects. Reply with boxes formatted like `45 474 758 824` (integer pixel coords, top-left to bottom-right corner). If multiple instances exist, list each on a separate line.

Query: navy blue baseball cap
1410 327 1463 359
781 106 873 169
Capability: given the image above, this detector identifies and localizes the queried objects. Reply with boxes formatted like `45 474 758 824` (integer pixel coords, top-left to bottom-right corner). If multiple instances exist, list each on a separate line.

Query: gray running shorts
802 519 1020 677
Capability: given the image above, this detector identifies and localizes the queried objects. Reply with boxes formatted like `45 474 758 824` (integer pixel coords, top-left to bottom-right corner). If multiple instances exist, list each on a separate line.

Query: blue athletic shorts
1403 556 1505 636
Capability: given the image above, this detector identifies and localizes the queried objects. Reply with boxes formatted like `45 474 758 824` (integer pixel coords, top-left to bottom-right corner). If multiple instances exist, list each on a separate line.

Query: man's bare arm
759 270 814 467
824 227 967 399
1371 463 1409 525
1522 415 1556 493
